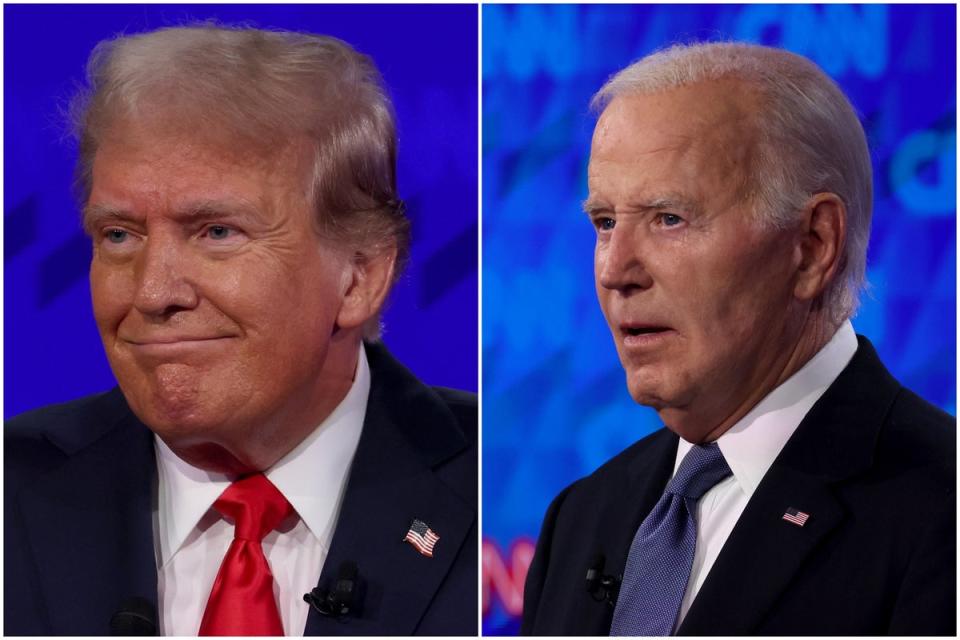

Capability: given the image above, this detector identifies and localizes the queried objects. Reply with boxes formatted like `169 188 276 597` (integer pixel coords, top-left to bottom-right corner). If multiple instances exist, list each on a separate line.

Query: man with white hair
5 25 477 636
521 42 954 636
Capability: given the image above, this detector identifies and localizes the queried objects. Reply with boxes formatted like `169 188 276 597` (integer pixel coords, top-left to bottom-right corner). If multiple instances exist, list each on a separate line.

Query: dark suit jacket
522 337 955 636
5 342 477 636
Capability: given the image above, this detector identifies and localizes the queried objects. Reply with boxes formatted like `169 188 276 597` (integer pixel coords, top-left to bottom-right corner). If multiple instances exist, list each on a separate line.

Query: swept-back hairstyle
70 23 410 338
593 42 873 323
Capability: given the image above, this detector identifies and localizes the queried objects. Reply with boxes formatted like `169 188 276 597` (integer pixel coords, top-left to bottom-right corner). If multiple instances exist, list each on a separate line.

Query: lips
121 336 237 358
619 323 672 336
617 322 676 349
125 336 228 345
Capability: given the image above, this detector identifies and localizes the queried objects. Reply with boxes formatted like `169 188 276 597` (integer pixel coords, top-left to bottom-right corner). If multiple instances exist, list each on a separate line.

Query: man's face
87 121 355 460
587 81 804 441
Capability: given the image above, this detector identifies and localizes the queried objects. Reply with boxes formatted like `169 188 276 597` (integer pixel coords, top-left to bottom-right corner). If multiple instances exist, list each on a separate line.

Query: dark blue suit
5 343 477 635
521 337 955 635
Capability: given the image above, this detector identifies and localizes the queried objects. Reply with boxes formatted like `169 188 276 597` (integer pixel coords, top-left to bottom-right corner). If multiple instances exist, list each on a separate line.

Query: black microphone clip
304 561 361 620
585 554 622 608
110 597 158 636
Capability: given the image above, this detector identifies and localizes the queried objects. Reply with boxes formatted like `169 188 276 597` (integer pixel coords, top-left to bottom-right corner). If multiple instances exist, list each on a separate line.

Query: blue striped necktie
609 442 732 636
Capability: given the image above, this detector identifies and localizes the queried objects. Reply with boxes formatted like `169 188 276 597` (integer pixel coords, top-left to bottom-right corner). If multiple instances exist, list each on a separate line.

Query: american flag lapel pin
403 518 440 557
782 507 810 527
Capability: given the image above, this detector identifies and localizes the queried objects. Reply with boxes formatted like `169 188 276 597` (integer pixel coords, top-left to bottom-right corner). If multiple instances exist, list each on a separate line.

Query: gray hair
70 23 410 339
592 42 873 324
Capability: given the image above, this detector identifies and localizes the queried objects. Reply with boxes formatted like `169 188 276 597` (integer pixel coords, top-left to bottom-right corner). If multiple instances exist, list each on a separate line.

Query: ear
335 244 398 331
793 192 847 302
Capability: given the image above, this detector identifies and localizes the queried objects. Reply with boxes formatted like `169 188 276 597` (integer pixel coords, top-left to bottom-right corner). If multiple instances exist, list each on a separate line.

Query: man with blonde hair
522 41 954 636
6 24 477 636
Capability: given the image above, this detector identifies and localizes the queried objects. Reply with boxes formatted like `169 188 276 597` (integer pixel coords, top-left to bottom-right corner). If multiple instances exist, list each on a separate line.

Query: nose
133 233 199 317
596 224 654 292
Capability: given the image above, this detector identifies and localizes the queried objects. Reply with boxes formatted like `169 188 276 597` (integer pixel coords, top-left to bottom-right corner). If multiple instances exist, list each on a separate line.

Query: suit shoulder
7 390 116 436
430 385 476 410
430 386 477 441
544 427 674 516
5 390 130 489
6 389 129 445
878 387 956 484
569 427 672 491
888 386 955 435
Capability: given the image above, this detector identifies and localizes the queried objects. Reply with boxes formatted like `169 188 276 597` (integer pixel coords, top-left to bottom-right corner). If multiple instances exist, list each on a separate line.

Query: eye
595 217 616 231
204 225 233 240
105 228 129 243
658 213 684 227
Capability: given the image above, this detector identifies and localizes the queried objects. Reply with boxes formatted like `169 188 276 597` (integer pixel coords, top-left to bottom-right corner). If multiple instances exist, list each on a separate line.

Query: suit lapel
678 337 899 635
610 429 680 571
17 394 158 634
678 467 844 635
574 429 678 635
305 343 475 636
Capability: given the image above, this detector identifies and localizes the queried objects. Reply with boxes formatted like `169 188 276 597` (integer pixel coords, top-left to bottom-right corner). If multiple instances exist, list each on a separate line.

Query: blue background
5 4 478 418
482 4 956 634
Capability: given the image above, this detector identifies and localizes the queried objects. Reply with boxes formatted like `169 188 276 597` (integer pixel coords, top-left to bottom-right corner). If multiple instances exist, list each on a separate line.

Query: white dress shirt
673 321 858 627
154 347 370 636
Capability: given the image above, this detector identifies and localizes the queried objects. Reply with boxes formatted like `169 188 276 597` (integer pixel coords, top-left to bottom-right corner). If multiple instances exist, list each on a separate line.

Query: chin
134 401 221 439
624 368 672 410
625 371 707 440
121 362 235 422
664 424 710 444
121 386 228 441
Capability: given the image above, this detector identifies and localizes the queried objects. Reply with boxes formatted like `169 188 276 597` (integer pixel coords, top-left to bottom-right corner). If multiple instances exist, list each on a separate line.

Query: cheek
728 243 796 317
594 280 614 328
684 242 795 342
230 253 344 344
211 264 246 298
89 260 134 331
593 247 610 311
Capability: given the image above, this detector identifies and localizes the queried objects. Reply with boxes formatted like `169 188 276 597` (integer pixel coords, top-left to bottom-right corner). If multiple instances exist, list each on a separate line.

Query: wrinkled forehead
588 80 763 202
83 115 319 235
92 111 314 188
590 79 762 162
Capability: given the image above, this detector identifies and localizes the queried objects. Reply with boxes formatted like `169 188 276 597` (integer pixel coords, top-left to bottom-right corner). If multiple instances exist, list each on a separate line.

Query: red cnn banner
482 537 536 617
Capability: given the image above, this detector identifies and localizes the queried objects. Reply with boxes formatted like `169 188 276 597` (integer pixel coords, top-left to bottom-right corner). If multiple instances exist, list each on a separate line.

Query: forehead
96 113 305 170
88 117 310 207
588 80 760 204
592 79 758 148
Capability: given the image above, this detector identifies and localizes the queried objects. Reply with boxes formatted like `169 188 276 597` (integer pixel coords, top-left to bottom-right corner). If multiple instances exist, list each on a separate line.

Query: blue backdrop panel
481 4 955 634
5 4 478 418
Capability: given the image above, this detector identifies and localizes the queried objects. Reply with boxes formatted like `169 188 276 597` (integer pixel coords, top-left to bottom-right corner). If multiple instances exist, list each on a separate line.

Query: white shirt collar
675 321 858 498
155 345 370 568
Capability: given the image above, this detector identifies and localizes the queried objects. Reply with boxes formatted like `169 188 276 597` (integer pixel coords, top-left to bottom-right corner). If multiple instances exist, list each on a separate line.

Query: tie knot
214 473 292 542
666 442 731 500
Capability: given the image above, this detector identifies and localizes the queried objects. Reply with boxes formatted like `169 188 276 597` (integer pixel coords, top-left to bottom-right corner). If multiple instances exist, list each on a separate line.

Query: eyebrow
82 199 263 233
82 204 133 235
581 195 700 216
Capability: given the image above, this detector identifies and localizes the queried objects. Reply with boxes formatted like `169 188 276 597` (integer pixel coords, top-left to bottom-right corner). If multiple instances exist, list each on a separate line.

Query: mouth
619 324 675 347
121 336 236 357
623 326 670 336
620 323 672 336
128 338 227 345
123 334 236 345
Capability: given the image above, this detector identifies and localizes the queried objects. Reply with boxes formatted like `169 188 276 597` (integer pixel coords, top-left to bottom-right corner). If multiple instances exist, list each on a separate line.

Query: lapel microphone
110 597 157 635
585 554 622 607
304 561 362 619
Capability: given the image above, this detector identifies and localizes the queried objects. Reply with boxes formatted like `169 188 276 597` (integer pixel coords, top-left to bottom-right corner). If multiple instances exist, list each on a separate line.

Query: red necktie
199 473 293 636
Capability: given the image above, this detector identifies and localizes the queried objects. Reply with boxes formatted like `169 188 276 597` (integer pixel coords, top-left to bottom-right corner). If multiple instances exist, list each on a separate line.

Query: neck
670 310 840 444
166 334 363 475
